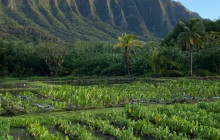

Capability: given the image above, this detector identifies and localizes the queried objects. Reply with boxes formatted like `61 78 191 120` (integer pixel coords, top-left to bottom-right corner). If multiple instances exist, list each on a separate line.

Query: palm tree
177 19 204 76
116 33 143 76
146 48 159 76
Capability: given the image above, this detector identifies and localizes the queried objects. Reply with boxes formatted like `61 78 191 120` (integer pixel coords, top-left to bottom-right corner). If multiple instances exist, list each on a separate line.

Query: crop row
157 102 220 128
0 100 4 112
5 118 67 140
5 116 139 140
157 80 220 98
73 113 140 140
27 122 65 140
197 101 220 113
0 80 219 114
2 100 220 140
0 120 13 140
126 104 220 139
99 112 187 140
56 119 95 140
38 80 220 107
0 92 68 114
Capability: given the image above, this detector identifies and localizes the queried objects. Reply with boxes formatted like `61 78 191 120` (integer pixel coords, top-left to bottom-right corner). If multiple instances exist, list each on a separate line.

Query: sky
173 0 220 20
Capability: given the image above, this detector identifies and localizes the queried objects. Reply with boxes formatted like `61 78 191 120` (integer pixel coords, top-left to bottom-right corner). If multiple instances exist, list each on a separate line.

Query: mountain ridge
0 0 201 42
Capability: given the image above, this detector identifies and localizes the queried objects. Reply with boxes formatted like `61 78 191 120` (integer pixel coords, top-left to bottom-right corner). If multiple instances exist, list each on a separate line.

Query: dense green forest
0 18 219 77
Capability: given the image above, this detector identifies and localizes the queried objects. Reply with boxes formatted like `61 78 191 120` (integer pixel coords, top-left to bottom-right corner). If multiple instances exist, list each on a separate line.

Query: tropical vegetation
116 33 143 76
0 3 219 139
177 19 204 76
0 18 219 77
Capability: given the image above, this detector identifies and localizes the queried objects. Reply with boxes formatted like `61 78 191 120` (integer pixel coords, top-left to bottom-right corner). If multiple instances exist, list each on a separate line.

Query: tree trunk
55 66 59 77
218 64 220 74
218 65 220 73
124 47 130 76
127 66 130 77
190 47 193 77
153 68 156 77
212 56 220 73
214 62 219 73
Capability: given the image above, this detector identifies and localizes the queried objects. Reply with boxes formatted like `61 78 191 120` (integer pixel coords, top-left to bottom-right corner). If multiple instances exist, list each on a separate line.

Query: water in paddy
45 125 66 139
0 82 30 89
43 78 164 87
73 122 116 140
44 78 133 86
136 135 155 140
92 131 116 140
10 128 32 140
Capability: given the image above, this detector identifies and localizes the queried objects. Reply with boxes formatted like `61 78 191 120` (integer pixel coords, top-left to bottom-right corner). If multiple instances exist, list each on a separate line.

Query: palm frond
184 27 190 32
118 36 125 44
115 43 124 48
190 38 194 46
192 32 204 48
177 32 190 48
178 21 187 28
132 40 143 48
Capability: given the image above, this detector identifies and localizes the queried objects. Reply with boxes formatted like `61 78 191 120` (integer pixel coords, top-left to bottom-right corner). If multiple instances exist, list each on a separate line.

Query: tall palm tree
116 33 143 76
177 19 204 76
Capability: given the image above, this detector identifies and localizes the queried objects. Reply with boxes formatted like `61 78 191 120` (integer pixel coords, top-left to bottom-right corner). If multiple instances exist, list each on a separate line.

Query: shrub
163 70 184 77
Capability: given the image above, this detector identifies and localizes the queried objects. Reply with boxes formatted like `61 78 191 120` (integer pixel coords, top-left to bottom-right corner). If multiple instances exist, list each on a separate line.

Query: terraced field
0 78 220 139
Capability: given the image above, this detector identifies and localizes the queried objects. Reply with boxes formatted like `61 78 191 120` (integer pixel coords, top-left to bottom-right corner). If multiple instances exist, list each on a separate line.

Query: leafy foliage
0 120 13 140
162 19 220 75
116 33 143 76
0 17 220 77
177 19 205 76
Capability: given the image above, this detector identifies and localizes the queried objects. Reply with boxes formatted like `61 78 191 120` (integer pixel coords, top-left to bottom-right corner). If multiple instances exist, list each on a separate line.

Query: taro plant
27 122 64 140
0 120 13 140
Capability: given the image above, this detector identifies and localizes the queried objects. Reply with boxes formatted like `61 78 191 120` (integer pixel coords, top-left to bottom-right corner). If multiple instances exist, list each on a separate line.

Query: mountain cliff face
0 0 200 42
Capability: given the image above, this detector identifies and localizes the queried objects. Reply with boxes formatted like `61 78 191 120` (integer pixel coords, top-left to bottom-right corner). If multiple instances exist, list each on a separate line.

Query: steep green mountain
0 0 200 42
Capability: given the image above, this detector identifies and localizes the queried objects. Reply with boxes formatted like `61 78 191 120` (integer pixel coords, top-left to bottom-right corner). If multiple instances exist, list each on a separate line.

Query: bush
163 70 184 77
193 69 211 77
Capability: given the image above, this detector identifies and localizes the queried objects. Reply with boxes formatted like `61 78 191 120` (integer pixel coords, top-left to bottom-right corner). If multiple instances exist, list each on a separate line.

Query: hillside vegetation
0 0 199 42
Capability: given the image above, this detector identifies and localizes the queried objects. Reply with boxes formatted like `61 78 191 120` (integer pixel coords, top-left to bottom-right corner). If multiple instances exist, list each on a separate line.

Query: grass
0 104 162 124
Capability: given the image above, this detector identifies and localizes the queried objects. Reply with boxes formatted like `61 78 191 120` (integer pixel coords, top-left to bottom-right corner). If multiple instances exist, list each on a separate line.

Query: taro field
0 78 220 140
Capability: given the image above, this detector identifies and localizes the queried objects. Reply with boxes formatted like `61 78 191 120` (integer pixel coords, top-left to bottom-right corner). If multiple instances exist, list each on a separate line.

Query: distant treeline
0 19 219 77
